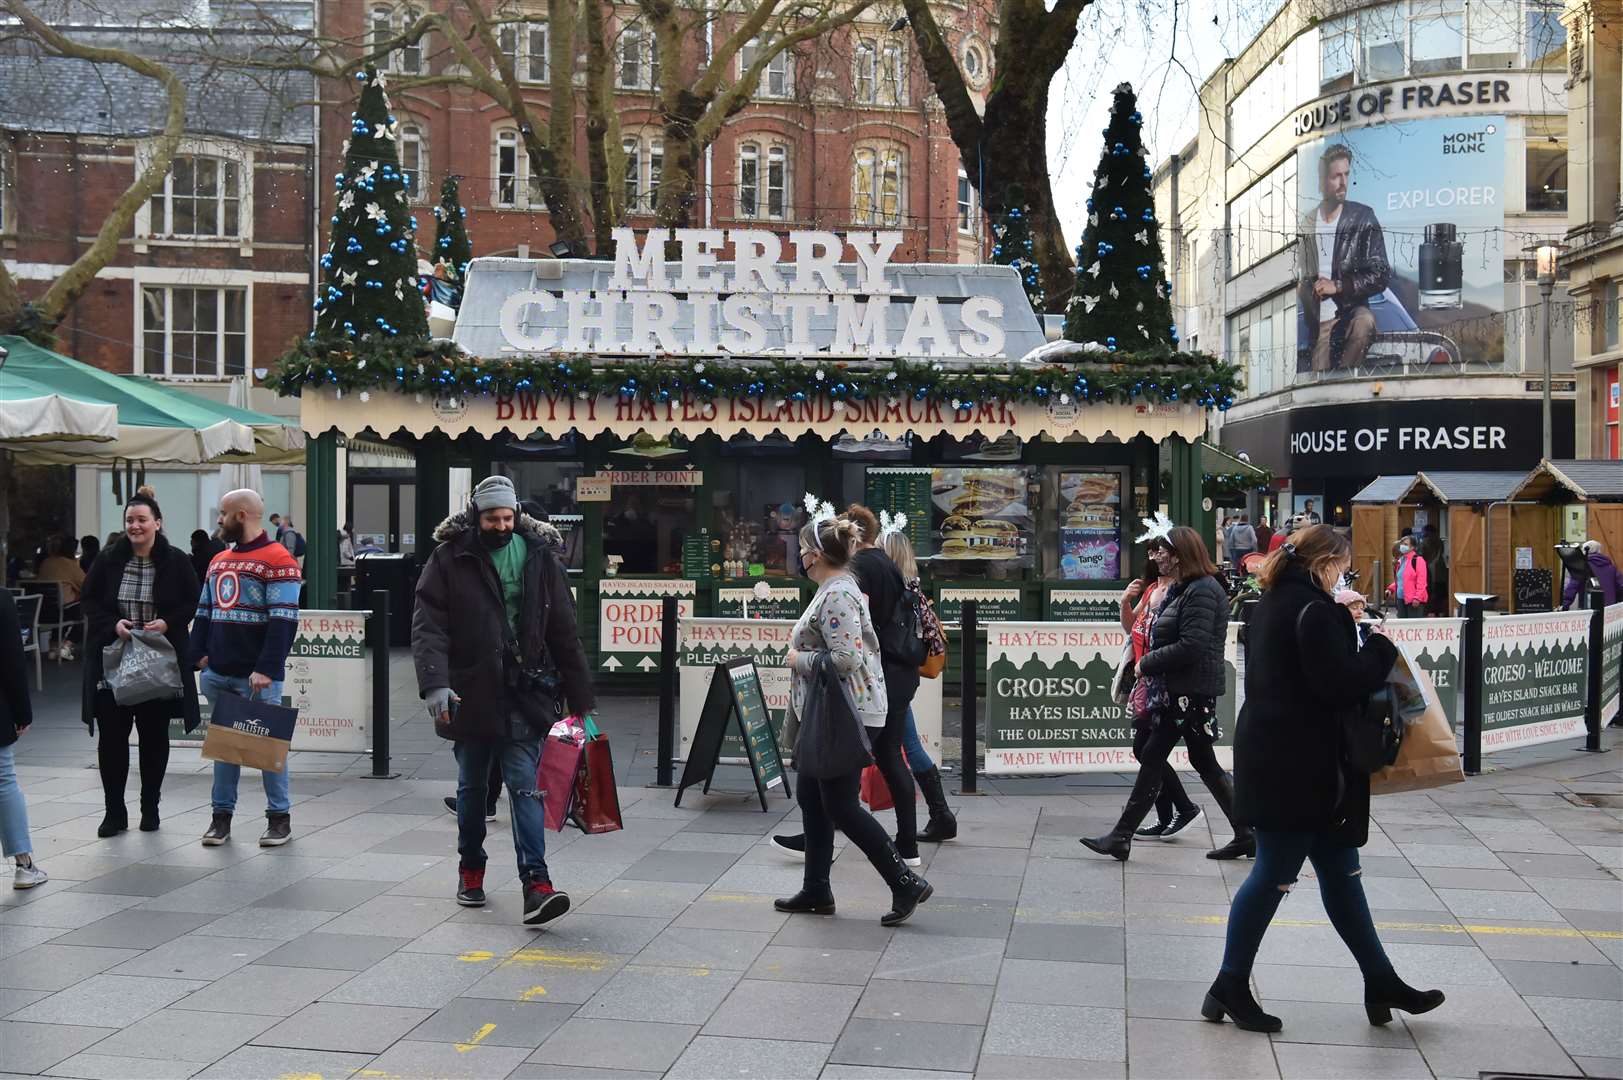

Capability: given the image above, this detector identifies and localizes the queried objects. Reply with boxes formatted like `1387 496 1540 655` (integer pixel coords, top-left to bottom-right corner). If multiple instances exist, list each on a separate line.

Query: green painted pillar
306 430 338 609
415 433 451 559
1167 437 1214 555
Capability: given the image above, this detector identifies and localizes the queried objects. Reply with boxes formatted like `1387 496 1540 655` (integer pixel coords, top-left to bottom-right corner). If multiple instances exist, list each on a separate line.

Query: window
648 139 663 211
493 129 544 210
738 142 759 218
1604 281 1620 352
957 171 975 233
1411 0 1464 73
854 40 876 103
852 145 902 225
1360 5 1405 80
0 141 8 234
1228 157 1295 275
879 40 906 105
149 155 240 238
498 21 550 82
1319 14 1354 91
1525 1 1567 67
618 25 654 89
765 144 786 219
371 5 422 75
140 286 247 378
398 124 425 202
622 136 641 211
1227 289 1296 397
742 37 791 98
962 42 986 88
1467 0 1519 68
1526 121 1568 212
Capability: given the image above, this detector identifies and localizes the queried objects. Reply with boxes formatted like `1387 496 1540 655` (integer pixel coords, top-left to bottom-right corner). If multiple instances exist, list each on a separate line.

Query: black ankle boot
1207 830 1256 860
1080 831 1131 861
1201 971 1282 1033
139 808 160 832
774 882 835 914
914 767 958 843
883 871 933 926
1364 973 1445 1024
97 809 128 838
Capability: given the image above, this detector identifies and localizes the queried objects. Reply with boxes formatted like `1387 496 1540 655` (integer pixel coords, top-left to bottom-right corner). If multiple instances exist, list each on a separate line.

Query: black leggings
798 750 906 890
95 691 171 813
869 699 917 849
1134 717 1197 822
1116 711 1230 834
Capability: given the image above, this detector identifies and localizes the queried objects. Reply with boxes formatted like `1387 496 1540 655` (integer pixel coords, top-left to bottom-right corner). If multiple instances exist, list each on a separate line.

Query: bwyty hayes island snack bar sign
298 228 1207 445
984 621 1240 775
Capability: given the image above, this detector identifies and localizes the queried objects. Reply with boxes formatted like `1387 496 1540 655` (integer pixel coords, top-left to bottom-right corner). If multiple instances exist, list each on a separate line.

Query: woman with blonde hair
1203 524 1443 1033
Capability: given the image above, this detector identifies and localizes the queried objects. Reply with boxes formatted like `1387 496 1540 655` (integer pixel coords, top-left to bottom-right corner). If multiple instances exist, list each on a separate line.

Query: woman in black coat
1202 524 1442 1034
1082 525 1252 860
81 493 201 837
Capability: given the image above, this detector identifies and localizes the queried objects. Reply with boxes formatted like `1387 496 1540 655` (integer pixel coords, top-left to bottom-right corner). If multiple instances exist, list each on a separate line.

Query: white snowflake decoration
1081 295 1100 313
1134 512 1177 545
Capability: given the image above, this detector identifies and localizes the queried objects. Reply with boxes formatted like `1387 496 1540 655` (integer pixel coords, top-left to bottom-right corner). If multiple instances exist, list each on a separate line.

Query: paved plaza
1 655 1620 1080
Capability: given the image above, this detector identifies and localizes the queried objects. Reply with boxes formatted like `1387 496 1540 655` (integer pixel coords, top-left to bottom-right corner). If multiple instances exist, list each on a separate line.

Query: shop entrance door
350 480 418 554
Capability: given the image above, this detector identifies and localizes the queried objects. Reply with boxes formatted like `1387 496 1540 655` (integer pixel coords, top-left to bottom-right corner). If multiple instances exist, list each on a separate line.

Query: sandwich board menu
676 657 788 811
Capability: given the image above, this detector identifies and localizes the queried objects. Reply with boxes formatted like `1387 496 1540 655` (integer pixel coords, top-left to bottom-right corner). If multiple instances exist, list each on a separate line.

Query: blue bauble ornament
1142 208 1154 222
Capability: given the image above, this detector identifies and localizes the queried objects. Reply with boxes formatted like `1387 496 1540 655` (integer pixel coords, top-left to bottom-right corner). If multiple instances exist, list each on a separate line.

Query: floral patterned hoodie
788 572 888 729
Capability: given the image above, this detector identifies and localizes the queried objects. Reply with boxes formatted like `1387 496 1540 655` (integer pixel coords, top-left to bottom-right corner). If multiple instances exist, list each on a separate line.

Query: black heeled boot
1204 772 1256 860
1364 973 1445 1024
97 808 128 838
775 880 836 915
139 794 160 832
1201 971 1282 1033
1081 782 1161 862
914 767 958 843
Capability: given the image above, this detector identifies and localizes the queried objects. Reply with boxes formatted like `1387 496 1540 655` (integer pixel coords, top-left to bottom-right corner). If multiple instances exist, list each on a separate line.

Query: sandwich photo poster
1058 472 1122 580
932 468 1031 565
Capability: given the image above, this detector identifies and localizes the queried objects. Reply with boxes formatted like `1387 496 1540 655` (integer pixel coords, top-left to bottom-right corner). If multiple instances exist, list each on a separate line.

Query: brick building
326 1 996 266
0 6 317 546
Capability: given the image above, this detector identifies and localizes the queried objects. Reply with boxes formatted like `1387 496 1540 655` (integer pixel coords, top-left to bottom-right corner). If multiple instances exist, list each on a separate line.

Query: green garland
268 336 1244 410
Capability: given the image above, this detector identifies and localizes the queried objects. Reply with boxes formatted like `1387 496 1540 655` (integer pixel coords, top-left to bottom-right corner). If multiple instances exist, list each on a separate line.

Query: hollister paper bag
201 691 297 773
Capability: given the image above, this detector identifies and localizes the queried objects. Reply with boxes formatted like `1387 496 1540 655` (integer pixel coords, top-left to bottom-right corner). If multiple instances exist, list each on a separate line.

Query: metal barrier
959 600 978 795
656 595 678 787
362 589 399 779
1584 586 1605 754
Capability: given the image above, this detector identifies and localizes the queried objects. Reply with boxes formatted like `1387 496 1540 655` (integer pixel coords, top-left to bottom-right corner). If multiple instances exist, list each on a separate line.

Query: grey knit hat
471 475 519 513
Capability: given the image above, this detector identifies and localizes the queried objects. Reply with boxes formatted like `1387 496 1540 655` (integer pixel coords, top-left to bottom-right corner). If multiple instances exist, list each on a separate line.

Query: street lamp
1534 241 1565 461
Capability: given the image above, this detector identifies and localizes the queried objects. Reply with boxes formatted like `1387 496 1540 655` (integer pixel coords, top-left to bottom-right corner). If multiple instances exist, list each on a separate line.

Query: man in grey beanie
411 475 597 925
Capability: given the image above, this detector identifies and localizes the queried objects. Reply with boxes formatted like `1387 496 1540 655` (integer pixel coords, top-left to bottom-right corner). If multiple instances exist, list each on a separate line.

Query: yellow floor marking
273 1073 324 1080
456 1023 497 1052
502 949 612 970
520 985 548 1000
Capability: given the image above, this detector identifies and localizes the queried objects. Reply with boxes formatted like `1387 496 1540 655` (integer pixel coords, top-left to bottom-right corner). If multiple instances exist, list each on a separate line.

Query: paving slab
405 995 578 1048
251 1001 435 1054
47 907 214 949
360 1038 534 1078
0 1021 117 1074
528 1017 699 1072
702 979 862 1042
191 1044 374 1079
41 1051 208 1079
1272 1042 1434 1079
80 1007 277 1062
0 944 143 992
1125 1016 1281 1079
828 1017 984 1073
5 973 208 1027
981 1000 1125 1062
576 963 743 1024
666 1035 833 1079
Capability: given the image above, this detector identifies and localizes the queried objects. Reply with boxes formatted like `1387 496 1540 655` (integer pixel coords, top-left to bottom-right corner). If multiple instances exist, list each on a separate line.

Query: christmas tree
314 65 428 342
1062 83 1176 352
431 176 473 289
990 189 1044 313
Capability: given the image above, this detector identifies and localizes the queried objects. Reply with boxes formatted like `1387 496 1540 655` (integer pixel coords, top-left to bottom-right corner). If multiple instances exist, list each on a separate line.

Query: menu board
932 467 1032 566
865 468 933 554
681 528 715 579
1057 471 1122 580
729 660 784 791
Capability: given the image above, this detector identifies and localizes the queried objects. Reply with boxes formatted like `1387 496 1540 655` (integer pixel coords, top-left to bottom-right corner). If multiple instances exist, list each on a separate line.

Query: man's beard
479 527 514 550
221 522 247 545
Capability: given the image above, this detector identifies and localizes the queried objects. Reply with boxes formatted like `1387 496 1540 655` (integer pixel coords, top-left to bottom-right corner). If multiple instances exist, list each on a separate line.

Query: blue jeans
898 706 935 772
1220 829 1395 981
455 738 549 884
199 669 291 814
0 745 32 859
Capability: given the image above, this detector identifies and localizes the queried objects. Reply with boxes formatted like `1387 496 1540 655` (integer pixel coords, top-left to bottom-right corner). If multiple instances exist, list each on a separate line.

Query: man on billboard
1299 144 1390 372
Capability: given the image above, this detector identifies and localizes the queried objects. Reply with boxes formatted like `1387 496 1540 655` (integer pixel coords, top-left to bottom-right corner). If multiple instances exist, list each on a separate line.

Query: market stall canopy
0 355 118 443
1408 471 1523 505
1201 442 1269 484
1351 475 1420 503
295 240 1214 446
0 336 298 465
1510 459 1623 503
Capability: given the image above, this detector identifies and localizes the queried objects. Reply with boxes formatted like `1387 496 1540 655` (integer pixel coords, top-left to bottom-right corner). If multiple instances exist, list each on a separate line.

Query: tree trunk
583 0 614 253
980 87 1072 312
655 91 707 230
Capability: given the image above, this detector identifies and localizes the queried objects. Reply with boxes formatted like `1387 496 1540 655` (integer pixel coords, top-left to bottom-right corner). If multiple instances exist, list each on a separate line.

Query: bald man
190 488 303 848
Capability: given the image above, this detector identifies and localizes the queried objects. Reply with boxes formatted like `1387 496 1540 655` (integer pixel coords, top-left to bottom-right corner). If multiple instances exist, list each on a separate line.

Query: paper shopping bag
537 718 587 832
572 736 624 834
1371 668 1465 795
201 691 296 773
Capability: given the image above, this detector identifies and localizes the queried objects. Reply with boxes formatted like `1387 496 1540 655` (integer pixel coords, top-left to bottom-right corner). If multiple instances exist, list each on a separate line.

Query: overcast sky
1045 0 1276 247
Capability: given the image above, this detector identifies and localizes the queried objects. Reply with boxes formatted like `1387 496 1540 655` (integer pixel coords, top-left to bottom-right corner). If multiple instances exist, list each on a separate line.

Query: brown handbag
572 736 624 834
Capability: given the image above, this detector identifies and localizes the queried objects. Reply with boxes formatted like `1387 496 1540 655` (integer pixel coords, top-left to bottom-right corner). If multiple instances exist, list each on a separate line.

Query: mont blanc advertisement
1296 116 1505 373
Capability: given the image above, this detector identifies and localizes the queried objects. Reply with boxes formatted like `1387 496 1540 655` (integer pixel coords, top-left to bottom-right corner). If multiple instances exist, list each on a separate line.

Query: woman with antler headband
1080 515 1254 862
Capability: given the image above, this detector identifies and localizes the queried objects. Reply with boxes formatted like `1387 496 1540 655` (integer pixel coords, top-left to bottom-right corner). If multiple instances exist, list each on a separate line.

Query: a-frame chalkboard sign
676 657 789 811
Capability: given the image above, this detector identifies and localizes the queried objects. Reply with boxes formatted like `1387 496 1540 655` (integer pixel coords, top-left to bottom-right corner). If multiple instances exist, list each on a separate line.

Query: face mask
480 527 514 550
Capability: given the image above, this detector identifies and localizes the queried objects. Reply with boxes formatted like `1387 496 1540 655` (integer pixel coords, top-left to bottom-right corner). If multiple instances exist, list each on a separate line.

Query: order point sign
598 579 696 672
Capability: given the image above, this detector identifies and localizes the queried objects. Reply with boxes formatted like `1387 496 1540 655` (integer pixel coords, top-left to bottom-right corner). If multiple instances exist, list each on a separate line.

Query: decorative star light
1082 295 1099 313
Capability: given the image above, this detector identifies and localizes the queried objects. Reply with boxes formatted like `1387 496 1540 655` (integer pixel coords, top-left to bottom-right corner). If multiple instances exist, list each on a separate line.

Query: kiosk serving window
604 480 697 575
712 447 806 577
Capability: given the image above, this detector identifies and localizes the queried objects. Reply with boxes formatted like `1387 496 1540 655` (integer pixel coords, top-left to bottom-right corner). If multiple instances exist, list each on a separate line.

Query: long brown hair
1156 525 1219 581
1257 523 1350 591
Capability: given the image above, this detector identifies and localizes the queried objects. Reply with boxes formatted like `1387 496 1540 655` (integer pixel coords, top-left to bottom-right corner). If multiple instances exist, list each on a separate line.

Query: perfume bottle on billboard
1418 223 1463 309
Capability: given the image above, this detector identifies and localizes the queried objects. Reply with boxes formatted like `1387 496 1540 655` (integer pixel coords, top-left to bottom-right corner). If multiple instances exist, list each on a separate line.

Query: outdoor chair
37 579 85 663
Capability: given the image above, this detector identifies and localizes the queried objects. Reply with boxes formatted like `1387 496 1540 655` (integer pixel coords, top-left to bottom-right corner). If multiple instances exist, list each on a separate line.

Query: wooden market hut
1509 460 1623 602
1351 475 1420 596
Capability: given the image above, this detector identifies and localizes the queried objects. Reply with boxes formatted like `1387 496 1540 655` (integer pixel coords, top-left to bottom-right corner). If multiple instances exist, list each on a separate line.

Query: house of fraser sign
496 228 1011 360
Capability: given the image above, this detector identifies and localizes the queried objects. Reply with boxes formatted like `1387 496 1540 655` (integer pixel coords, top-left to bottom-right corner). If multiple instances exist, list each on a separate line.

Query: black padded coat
1136 574 1229 698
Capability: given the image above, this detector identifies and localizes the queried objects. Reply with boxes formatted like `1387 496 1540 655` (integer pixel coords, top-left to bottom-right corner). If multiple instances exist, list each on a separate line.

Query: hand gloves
426 687 457 722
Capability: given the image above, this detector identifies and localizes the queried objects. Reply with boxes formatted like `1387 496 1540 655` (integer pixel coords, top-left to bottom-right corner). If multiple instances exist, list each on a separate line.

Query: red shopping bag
572 736 624 834
537 717 587 832
860 764 894 811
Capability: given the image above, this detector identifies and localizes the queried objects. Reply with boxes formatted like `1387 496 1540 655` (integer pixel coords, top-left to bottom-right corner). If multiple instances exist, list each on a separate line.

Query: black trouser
1114 710 1232 835
870 698 917 850
95 691 171 814
1133 715 1196 822
799 749 907 890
